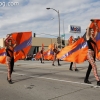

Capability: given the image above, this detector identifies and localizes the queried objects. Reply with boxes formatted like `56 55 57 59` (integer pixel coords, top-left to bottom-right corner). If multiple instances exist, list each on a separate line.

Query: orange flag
47 44 54 60
90 19 100 37
43 49 54 60
35 52 41 60
57 37 88 63
0 48 6 64
48 44 54 50
0 32 32 64
43 50 49 60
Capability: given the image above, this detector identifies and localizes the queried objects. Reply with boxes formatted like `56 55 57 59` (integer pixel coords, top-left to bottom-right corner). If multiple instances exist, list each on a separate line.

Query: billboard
68 25 81 33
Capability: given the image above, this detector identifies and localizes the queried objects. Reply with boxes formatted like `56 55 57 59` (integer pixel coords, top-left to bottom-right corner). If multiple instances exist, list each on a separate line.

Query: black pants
40 58 43 63
84 63 92 81
10 57 14 74
70 62 73 69
57 59 60 65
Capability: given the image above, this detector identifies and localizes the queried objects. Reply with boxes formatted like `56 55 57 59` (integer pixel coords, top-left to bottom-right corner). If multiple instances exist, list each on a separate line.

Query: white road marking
29 76 99 88
0 70 99 88
0 71 25 76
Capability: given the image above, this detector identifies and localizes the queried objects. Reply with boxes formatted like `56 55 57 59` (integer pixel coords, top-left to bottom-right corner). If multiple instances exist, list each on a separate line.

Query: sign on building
68 25 81 33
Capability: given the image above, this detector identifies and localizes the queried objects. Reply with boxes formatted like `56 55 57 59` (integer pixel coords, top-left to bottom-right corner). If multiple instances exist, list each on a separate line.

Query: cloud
0 0 100 39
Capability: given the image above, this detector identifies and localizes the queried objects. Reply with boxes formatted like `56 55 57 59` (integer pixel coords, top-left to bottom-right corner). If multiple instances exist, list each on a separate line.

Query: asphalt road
0 60 100 100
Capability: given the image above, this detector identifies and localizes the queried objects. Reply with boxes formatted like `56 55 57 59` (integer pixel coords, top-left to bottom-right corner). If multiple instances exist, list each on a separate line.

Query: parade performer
4 34 17 84
84 21 100 86
0 32 32 84
40 44 44 63
52 43 61 66
69 39 78 71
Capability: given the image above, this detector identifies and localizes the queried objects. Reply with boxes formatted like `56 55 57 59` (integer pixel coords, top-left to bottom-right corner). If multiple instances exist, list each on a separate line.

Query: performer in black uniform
52 43 61 66
4 34 17 84
84 21 100 86
40 48 44 63
69 39 78 71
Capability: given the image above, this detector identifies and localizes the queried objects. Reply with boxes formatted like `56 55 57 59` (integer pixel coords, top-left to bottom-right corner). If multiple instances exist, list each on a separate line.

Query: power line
36 33 58 37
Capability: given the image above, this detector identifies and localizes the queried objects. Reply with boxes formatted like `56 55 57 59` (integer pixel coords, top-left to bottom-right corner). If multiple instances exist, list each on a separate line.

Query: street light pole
46 8 61 46
58 10 60 38
63 19 65 46
63 19 65 35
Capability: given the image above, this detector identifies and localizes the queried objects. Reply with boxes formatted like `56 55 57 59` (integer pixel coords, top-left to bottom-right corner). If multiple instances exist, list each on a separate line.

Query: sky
0 0 100 39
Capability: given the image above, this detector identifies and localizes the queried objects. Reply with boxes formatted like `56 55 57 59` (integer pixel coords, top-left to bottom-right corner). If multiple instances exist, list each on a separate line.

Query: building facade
0 37 68 54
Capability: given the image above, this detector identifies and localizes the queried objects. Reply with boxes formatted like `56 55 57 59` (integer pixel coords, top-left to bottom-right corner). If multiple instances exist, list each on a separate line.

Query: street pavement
0 60 100 100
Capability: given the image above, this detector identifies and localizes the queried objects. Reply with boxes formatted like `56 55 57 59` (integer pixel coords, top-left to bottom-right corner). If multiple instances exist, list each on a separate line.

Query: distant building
0 37 68 54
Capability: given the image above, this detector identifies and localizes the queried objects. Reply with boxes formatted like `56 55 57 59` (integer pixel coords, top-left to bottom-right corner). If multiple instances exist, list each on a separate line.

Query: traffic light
33 33 36 37
62 40 65 45
57 37 61 44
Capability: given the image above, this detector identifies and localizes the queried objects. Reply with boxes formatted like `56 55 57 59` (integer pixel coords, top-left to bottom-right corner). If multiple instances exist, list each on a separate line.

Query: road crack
48 87 91 100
